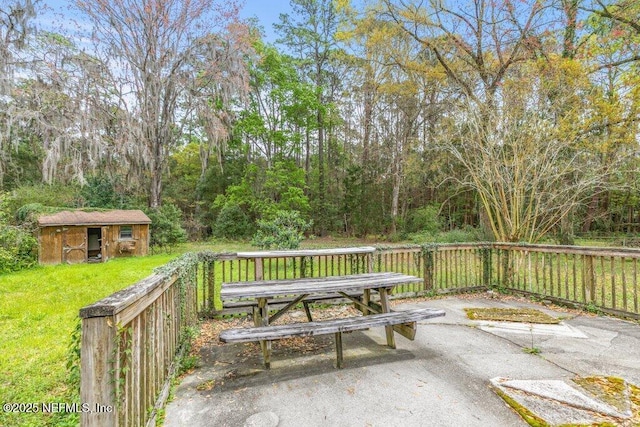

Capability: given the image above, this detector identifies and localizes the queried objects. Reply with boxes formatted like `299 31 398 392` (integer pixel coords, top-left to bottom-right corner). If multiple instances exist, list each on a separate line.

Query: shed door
101 226 110 261
62 227 87 264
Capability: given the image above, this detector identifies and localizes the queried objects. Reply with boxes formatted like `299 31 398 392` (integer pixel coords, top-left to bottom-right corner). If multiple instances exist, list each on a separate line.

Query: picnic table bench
219 270 445 368
220 308 445 368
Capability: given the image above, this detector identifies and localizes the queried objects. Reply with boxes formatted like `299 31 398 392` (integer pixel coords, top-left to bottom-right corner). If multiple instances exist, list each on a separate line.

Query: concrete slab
164 295 640 426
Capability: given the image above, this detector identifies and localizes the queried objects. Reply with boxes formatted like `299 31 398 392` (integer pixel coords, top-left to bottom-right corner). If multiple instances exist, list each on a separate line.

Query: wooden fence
79 256 199 427
79 243 640 426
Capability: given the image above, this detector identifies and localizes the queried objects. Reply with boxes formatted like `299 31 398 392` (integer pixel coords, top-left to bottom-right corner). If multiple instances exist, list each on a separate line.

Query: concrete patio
164 294 640 426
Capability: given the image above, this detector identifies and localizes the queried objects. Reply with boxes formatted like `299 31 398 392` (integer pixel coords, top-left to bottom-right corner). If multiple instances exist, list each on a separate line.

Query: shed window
120 226 133 240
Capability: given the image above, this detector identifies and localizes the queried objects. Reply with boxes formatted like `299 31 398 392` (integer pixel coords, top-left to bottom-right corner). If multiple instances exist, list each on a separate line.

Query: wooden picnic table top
220 272 421 301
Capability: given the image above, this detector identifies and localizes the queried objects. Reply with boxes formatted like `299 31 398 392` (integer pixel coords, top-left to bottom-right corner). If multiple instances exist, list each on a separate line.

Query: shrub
0 225 38 274
4 184 79 215
212 203 253 239
146 204 187 251
406 204 442 234
252 210 312 250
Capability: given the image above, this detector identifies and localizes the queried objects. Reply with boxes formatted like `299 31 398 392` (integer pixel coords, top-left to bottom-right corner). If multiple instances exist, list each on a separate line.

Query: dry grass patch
465 307 561 324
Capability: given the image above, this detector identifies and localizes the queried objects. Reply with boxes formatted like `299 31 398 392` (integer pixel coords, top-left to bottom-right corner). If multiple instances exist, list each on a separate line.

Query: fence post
80 315 117 427
585 255 595 303
255 257 264 281
481 245 493 288
207 260 215 311
501 248 512 287
422 246 435 291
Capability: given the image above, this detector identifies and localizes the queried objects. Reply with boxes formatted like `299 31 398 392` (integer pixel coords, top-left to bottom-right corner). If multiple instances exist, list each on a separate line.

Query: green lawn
0 241 255 427
0 239 357 426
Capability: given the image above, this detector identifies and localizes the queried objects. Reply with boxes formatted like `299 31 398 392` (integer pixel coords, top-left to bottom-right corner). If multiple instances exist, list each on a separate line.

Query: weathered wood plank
219 308 445 343
365 300 416 340
223 272 393 288
220 273 422 300
236 246 376 259
222 292 363 310
80 316 116 427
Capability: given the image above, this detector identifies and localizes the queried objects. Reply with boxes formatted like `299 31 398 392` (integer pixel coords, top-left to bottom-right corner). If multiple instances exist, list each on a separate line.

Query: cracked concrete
164 295 640 426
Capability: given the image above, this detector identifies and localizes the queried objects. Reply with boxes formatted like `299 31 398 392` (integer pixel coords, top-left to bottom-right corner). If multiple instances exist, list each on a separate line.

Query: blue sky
40 0 293 42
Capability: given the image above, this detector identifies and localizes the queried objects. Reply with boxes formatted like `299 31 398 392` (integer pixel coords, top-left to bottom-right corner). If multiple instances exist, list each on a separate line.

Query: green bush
252 210 312 250
212 203 253 239
146 204 187 251
3 184 79 215
0 225 38 274
406 204 442 234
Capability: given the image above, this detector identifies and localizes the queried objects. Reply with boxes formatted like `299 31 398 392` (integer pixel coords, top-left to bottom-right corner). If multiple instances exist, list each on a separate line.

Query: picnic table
219 270 445 368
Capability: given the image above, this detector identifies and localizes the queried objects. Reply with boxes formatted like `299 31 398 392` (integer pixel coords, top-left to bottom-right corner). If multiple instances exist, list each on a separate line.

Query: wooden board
236 246 376 259
219 308 445 343
221 272 422 300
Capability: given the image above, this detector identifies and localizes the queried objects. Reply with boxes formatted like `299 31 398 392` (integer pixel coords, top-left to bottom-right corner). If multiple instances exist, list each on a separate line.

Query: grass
0 241 252 427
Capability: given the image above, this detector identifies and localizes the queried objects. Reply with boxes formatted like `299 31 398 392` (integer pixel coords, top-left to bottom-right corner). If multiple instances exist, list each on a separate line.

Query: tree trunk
582 192 599 233
149 139 163 208
317 97 326 236
561 0 579 59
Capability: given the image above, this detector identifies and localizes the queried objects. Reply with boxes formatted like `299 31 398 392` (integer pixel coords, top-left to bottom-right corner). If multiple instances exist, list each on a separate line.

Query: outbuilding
37 209 151 264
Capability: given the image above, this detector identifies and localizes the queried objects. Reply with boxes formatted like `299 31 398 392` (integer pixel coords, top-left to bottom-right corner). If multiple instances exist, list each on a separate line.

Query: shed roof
38 210 152 227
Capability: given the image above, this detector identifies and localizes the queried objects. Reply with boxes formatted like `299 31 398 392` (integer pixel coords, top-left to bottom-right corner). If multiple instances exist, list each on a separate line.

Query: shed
37 210 151 264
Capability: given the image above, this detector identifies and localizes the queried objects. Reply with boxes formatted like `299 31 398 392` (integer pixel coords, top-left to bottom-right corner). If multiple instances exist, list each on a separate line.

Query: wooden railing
79 255 199 427
492 243 640 319
79 243 640 425
197 244 640 320
197 247 375 314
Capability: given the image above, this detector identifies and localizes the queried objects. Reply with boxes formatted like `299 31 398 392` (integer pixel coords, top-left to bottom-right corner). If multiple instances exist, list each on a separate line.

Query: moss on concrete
465 307 560 324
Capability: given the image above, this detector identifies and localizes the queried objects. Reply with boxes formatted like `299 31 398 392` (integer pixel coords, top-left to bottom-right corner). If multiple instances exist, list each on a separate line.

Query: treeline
1 0 639 250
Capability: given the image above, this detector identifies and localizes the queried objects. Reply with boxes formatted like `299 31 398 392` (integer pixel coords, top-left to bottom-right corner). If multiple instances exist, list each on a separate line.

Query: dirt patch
464 307 561 324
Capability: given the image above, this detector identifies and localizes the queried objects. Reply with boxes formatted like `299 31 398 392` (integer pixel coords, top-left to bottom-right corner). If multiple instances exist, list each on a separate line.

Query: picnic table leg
257 298 271 369
378 287 396 349
335 332 344 369
362 289 371 315
303 301 313 322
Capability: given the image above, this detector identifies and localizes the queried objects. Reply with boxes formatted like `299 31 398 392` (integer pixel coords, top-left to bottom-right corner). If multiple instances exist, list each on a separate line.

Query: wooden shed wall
38 226 64 264
103 224 150 259
38 224 150 265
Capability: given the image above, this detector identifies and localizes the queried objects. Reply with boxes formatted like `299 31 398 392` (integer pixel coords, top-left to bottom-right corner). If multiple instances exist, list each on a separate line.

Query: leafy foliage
212 202 253 239
0 223 37 274
79 175 131 209
2 184 79 216
251 210 312 250
146 204 187 251
406 204 442 234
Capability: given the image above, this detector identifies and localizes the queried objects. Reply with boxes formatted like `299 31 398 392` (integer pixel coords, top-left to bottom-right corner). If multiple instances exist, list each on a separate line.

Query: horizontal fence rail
80 243 640 425
492 243 640 319
79 256 199 427
197 244 640 320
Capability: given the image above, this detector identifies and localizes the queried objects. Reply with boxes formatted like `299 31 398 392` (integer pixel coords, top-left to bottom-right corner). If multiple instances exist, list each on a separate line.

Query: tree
234 40 318 168
0 0 37 94
75 0 251 208
0 0 38 187
276 0 339 235
581 0 640 68
445 57 612 242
